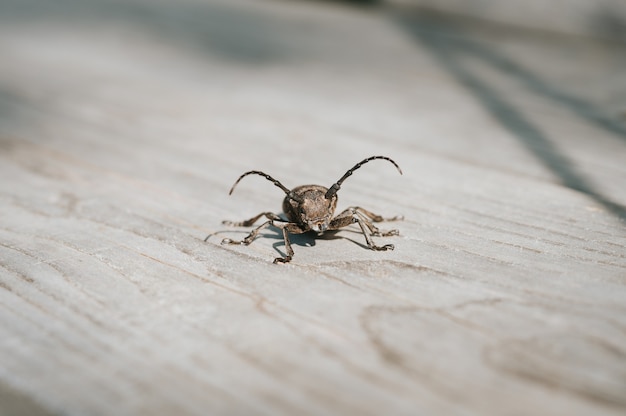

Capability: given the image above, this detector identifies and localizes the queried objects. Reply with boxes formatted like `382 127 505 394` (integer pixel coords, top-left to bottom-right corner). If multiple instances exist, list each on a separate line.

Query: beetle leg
273 223 307 264
342 207 402 236
354 215 395 251
221 218 306 264
348 206 403 223
221 220 275 246
329 208 358 229
333 207 400 237
222 212 283 227
329 208 394 251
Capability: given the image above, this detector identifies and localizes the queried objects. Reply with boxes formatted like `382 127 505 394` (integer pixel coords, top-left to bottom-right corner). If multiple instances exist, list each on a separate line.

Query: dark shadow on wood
271 229 376 255
0 0 290 64
592 8 626 44
0 381 59 416
302 0 382 6
395 10 626 222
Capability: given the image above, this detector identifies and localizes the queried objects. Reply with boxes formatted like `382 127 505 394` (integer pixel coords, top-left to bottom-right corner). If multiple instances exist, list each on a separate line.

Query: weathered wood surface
1 1 626 415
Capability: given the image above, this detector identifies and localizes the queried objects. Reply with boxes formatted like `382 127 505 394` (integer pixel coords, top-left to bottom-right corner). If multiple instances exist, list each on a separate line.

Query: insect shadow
270 228 377 258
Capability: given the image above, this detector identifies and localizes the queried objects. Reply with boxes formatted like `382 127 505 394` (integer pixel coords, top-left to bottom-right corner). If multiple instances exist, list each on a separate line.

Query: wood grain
1 1 625 415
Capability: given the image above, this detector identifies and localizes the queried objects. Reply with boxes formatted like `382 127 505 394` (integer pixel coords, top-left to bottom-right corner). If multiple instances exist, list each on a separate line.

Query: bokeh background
1 1 626 415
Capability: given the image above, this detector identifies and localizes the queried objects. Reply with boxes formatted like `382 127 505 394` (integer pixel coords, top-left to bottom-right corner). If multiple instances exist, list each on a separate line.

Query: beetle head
302 189 337 232
285 185 337 233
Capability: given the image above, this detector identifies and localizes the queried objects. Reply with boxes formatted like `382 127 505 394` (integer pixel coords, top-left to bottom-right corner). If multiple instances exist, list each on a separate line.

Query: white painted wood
1 1 625 415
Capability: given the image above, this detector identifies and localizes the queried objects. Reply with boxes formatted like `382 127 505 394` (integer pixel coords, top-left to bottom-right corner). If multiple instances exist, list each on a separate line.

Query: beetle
216 155 403 263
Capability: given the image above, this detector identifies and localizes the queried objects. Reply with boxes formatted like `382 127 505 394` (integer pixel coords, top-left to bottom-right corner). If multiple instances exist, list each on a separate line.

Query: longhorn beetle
215 156 403 263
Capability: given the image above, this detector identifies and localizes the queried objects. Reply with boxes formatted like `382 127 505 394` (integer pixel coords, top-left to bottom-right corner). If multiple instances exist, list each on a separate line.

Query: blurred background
2 0 625 215
2 1 626 415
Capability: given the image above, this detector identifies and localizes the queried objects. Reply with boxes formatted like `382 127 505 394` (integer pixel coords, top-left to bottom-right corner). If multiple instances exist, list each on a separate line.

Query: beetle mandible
217 155 403 264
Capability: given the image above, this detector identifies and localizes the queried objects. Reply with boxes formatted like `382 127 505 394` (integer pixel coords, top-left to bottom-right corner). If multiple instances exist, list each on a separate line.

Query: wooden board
1 1 625 415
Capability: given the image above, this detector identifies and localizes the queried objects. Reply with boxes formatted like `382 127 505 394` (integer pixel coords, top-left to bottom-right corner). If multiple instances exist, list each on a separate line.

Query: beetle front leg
346 207 401 237
206 212 284 243
221 220 274 246
222 212 283 227
349 206 404 223
329 209 394 251
355 207 403 237
273 223 307 264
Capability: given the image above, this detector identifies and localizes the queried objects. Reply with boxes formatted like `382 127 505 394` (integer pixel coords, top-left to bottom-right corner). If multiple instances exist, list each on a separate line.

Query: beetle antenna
228 170 303 202
229 171 289 195
325 156 402 199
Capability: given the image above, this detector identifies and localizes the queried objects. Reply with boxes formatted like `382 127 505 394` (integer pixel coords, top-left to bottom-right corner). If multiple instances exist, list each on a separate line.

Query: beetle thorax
283 185 338 233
